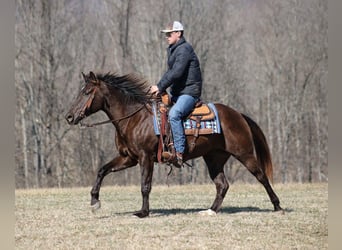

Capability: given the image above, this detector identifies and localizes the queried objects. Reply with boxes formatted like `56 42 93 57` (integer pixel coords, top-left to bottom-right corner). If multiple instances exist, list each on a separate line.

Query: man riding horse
150 21 202 168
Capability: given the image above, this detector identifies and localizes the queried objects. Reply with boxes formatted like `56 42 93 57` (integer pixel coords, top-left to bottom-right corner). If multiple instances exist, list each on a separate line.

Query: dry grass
15 183 327 250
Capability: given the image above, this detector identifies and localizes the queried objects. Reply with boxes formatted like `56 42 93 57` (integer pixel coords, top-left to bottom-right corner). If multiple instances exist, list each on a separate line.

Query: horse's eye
83 87 93 95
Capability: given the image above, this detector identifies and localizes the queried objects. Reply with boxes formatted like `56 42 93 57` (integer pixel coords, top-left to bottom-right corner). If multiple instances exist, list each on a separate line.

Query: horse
65 71 283 218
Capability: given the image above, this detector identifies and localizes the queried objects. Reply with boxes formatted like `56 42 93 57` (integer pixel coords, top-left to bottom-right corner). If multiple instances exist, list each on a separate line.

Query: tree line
15 0 327 188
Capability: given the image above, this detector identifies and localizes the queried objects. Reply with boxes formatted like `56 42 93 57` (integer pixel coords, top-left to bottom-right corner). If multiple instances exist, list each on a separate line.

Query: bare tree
15 0 327 188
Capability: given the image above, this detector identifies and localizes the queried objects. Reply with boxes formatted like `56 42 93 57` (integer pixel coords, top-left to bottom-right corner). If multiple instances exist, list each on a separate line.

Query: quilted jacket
157 37 202 98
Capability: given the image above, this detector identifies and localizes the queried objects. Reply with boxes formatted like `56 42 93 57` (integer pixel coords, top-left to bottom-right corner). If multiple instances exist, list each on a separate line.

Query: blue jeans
169 95 197 154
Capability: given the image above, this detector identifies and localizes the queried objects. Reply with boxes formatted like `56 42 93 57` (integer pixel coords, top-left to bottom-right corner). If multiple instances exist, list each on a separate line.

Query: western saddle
157 93 215 165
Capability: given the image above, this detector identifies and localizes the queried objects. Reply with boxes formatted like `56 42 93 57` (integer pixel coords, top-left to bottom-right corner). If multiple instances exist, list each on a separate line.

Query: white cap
160 21 184 33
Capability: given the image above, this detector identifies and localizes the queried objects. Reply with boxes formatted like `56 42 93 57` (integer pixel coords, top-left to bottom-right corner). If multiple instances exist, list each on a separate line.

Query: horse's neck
105 101 145 128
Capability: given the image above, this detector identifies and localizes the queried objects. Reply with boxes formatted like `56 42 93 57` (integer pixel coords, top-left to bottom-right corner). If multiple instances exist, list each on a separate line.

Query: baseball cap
160 21 184 33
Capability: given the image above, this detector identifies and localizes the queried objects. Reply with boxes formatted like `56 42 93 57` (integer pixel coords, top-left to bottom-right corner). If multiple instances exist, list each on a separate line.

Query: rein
78 84 157 128
80 104 146 128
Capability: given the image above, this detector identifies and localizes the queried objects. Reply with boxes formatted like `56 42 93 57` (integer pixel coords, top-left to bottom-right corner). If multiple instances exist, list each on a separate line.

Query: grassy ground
15 183 327 250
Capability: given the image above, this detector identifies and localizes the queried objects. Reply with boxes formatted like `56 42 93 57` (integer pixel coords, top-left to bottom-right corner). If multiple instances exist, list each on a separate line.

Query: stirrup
161 151 173 161
161 151 182 168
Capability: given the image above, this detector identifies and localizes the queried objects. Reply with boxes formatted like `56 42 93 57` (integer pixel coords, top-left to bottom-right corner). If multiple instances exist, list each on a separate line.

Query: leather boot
175 152 183 167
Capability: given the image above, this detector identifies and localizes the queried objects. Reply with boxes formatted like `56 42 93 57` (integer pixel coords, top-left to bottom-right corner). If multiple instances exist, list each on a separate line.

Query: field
15 183 327 250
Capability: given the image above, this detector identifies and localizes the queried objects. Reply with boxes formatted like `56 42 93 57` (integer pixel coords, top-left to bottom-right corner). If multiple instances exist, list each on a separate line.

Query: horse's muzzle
65 112 74 125
65 110 86 125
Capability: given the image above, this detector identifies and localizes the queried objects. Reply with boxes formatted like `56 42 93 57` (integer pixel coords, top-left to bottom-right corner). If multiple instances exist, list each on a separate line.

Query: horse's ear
89 71 97 82
81 72 87 82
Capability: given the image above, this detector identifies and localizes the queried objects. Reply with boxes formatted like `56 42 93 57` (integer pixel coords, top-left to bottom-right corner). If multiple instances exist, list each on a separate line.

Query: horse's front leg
90 155 137 211
133 154 154 218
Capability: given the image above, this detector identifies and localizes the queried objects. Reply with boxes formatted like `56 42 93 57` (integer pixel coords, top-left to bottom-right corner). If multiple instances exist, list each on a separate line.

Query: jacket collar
168 37 186 53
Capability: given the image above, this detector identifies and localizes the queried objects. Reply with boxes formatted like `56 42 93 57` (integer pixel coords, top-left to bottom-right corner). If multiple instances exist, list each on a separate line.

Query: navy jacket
157 37 202 98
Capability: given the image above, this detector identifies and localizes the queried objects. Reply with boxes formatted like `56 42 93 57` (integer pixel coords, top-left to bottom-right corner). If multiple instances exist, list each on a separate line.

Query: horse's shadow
150 206 273 216
102 206 291 218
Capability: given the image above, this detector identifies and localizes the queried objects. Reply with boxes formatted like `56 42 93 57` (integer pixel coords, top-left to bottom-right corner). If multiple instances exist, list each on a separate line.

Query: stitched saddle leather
188 104 215 121
160 92 215 121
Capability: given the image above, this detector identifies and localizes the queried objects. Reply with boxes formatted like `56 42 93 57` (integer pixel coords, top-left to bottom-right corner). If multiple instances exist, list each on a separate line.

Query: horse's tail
242 114 273 183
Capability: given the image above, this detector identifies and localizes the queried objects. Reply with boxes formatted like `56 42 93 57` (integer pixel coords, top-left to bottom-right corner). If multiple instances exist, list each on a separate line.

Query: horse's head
65 71 105 125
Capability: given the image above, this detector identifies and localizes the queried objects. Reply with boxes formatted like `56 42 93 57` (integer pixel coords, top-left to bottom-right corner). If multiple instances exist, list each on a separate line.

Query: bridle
78 86 148 128
79 87 97 119
80 104 146 128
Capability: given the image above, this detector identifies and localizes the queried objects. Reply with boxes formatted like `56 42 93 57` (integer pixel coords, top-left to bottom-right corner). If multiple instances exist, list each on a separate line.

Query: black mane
95 72 152 104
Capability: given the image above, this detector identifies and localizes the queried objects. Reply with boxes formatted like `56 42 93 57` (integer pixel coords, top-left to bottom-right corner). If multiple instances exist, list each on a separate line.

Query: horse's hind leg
90 155 137 211
203 151 230 213
237 154 282 211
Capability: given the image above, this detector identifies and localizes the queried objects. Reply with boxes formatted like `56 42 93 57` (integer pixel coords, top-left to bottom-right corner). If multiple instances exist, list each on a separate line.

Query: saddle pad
152 102 221 135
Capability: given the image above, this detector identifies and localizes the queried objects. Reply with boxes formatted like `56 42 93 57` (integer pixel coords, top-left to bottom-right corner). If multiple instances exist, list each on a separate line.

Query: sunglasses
165 31 178 37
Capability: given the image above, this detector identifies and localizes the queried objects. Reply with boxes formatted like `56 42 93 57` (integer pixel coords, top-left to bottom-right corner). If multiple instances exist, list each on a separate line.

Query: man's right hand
149 85 159 95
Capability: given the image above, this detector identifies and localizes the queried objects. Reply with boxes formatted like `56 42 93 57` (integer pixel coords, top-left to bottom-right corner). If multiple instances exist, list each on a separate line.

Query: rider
150 21 203 167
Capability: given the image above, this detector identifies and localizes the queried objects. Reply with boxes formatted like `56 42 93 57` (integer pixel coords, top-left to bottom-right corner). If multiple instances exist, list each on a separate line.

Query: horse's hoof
198 209 217 216
275 208 285 215
274 205 285 214
91 200 101 213
133 211 149 218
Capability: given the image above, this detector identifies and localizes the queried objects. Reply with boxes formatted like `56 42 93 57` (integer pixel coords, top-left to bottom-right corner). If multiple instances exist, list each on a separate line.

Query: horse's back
214 103 249 128
214 103 254 154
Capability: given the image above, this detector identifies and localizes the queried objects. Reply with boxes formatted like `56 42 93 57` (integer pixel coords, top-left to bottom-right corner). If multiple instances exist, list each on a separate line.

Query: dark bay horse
65 71 283 218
